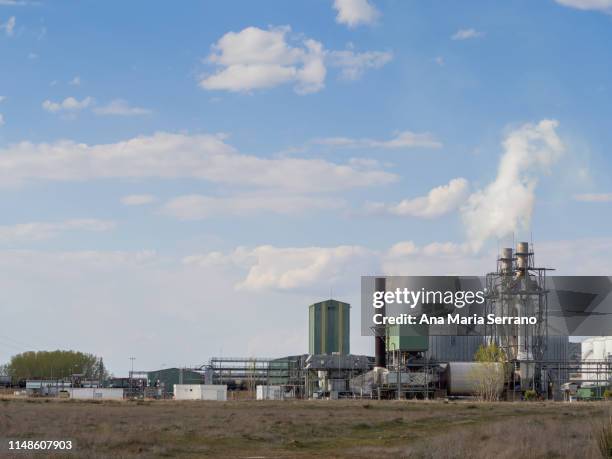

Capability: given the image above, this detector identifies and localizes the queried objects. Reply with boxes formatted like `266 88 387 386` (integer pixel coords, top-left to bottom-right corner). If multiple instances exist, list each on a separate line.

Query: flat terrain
0 398 610 458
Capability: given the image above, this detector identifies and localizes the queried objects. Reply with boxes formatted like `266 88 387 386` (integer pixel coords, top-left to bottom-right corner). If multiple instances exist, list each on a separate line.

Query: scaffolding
484 242 554 392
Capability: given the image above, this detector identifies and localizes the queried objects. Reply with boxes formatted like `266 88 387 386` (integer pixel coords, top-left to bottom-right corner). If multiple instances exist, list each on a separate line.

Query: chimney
374 277 386 369
516 242 529 276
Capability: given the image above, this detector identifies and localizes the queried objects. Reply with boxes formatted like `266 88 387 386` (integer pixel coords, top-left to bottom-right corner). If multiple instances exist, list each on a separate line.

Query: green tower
308 299 350 355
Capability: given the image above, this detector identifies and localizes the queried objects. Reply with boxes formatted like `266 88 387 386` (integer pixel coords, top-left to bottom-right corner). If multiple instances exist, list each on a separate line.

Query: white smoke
462 119 564 251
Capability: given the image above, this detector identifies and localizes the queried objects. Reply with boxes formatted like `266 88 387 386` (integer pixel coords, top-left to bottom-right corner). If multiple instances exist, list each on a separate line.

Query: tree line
0 350 109 382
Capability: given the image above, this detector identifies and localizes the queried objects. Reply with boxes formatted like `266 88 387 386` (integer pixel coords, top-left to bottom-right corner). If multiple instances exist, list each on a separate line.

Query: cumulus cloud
461 119 564 251
574 193 612 202
161 194 345 220
451 28 484 40
93 99 152 116
1 15 15 36
365 178 470 218
69 76 81 86
555 0 612 12
120 194 157 206
0 219 115 244
0 132 397 191
200 26 391 94
200 26 326 94
333 0 380 28
42 96 94 113
314 130 442 149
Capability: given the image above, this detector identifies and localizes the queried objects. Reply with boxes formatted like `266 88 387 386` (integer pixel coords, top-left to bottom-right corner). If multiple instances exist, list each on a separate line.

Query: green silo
308 299 350 355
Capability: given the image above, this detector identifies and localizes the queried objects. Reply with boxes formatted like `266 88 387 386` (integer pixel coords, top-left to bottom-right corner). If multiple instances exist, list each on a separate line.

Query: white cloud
120 194 157 206
555 0 612 12
328 49 393 80
333 0 380 28
42 96 93 113
69 76 81 86
365 177 470 218
184 239 494 292
315 130 442 149
1 15 15 36
201 26 326 94
0 95 5 102
574 193 612 202
185 244 376 291
93 99 152 116
0 219 115 244
200 25 390 94
161 194 345 219
0 0 31 5
0 114 4 126
451 28 484 40
461 119 564 250
0 132 397 191
27 52 38 59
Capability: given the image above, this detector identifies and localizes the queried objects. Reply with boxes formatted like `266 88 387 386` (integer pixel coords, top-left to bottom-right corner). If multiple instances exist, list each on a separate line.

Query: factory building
147 367 205 395
308 299 350 355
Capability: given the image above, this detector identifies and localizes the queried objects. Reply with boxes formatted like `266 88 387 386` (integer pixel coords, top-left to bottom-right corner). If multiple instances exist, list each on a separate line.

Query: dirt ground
0 398 609 458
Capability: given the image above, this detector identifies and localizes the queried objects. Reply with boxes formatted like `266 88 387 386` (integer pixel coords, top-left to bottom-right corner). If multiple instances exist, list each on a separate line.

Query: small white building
174 384 227 401
256 385 284 400
70 388 124 400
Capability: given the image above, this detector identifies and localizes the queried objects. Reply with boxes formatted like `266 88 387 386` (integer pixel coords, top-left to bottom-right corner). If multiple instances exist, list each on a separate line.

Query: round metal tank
446 362 504 396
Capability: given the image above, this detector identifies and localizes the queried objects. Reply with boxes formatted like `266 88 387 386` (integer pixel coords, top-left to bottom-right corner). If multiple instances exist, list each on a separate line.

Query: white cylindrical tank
446 362 504 396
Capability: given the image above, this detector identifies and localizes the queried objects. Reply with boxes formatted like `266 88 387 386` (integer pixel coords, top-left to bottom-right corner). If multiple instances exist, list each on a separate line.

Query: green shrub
603 390 612 400
524 389 537 401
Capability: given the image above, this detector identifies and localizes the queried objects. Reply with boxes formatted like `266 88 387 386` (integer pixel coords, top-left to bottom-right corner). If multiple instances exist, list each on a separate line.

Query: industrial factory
12 242 612 402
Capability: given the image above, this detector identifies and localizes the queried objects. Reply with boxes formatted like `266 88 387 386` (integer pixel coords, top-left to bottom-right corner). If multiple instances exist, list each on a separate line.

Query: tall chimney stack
374 277 386 369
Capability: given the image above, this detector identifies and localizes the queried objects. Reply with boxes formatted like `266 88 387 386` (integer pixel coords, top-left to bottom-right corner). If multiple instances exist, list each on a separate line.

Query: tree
6 350 108 382
471 343 507 401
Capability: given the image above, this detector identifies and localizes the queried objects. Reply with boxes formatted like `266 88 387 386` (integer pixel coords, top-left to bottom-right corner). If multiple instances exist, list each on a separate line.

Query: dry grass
0 398 609 458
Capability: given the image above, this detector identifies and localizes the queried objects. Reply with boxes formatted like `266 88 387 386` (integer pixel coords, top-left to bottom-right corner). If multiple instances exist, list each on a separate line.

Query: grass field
0 398 610 458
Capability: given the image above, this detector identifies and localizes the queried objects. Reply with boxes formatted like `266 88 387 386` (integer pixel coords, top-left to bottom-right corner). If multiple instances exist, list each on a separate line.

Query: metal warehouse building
147 368 204 395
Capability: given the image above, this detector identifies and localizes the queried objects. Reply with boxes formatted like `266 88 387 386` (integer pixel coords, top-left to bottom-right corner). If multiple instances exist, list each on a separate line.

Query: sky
1 0 612 375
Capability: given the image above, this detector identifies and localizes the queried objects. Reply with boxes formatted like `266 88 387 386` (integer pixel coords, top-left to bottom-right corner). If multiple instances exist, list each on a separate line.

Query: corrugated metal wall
426 336 569 362
426 336 485 362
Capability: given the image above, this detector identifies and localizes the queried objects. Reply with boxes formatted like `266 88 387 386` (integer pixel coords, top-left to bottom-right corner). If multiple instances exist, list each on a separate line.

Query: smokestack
374 277 386 369
501 248 513 274
516 242 529 275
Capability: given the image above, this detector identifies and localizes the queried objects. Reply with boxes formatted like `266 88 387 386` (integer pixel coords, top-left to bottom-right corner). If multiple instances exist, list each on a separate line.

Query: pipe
374 277 386 369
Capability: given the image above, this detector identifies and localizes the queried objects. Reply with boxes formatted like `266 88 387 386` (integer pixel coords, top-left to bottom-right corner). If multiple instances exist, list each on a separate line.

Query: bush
603 390 612 400
524 390 537 401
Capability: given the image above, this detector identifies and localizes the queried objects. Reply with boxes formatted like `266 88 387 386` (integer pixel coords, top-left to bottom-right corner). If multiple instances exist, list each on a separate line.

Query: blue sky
1 0 612 374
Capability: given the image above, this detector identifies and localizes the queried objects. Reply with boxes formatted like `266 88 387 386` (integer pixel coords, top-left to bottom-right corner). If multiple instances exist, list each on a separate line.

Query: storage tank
446 362 504 396
309 299 350 355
